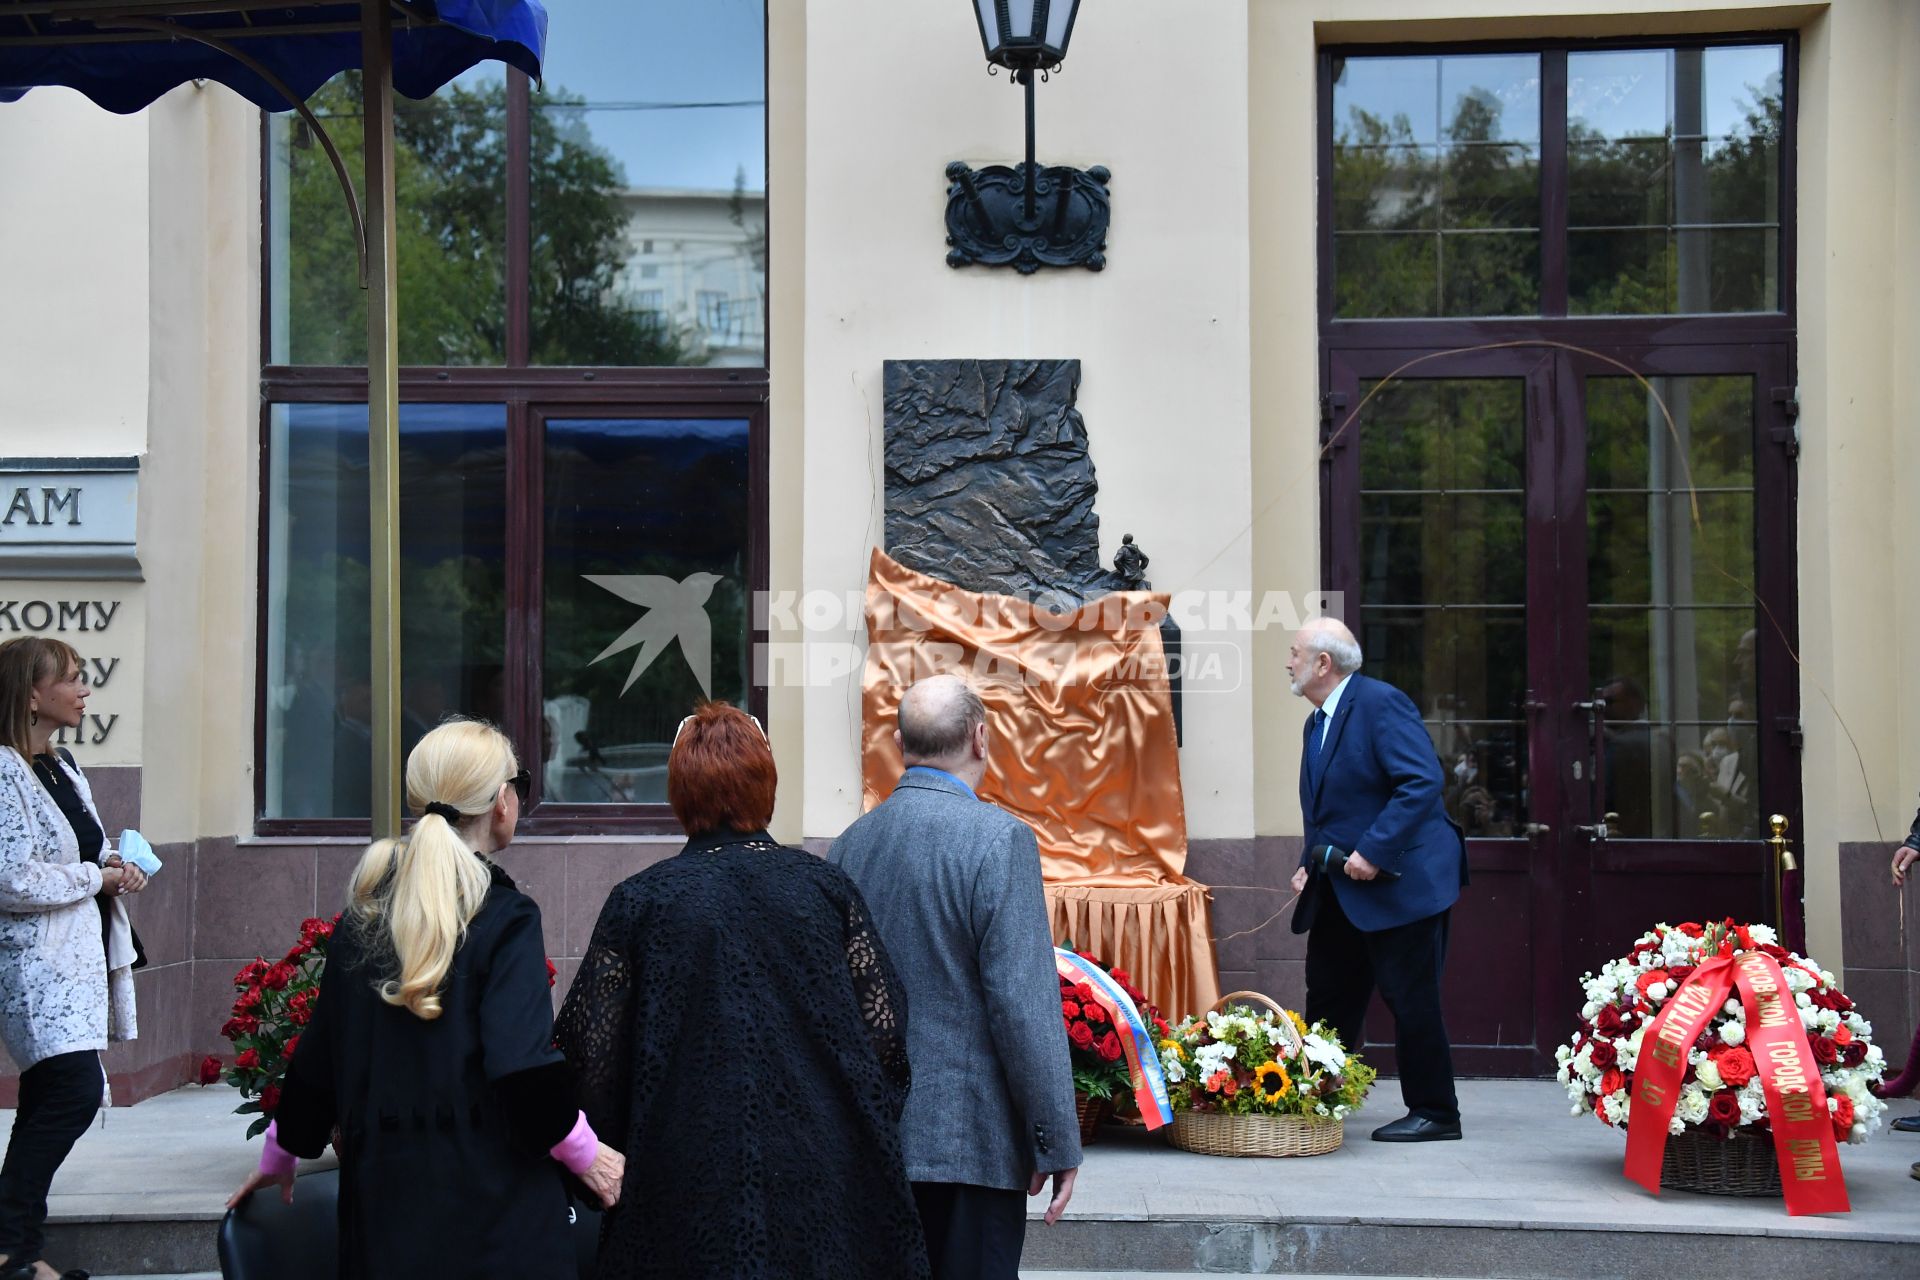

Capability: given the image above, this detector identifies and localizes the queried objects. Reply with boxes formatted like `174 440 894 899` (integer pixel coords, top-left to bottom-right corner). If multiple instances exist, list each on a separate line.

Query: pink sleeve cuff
549 1110 598 1176
259 1120 297 1179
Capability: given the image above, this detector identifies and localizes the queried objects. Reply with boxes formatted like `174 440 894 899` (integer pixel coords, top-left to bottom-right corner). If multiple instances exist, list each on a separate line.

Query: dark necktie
1312 708 1328 757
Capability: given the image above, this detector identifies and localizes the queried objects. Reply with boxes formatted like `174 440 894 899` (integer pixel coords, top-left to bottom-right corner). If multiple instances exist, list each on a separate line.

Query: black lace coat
555 831 927 1280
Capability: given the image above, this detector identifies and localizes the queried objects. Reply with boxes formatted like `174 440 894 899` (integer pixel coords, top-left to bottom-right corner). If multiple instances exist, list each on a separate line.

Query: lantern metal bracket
945 67 1108 274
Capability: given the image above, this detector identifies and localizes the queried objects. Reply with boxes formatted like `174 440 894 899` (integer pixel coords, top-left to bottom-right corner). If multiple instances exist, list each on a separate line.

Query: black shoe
1371 1114 1462 1142
1892 1114 1920 1133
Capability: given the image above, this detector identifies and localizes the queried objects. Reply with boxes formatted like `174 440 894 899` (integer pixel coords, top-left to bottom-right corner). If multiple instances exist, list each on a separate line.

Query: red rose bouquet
1059 950 1169 1102
200 914 335 1138
1557 919 1887 1143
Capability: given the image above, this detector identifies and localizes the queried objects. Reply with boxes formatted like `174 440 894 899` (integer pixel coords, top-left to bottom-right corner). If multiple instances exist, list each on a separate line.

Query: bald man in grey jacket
830 675 1080 1280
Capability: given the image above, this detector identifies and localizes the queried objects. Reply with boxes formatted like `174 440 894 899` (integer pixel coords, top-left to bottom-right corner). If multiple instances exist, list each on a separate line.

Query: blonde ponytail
347 719 518 1020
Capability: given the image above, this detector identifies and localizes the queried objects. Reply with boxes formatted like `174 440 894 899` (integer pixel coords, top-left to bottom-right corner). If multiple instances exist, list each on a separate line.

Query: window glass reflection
263 404 508 818
531 0 767 366
1333 53 1541 317
542 417 752 803
1568 45 1783 314
1358 380 1530 836
267 71 507 366
1585 376 1759 839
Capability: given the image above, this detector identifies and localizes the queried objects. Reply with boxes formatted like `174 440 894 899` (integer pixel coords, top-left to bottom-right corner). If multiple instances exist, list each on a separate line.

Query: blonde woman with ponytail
228 720 624 1280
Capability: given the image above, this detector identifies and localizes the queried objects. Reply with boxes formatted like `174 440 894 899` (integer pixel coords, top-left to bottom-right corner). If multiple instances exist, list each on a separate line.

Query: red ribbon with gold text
1624 949 1849 1214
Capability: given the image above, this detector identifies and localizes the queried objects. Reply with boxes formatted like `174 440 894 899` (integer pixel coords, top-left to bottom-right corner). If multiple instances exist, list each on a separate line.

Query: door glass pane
1585 376 1758 839
1568 45 1783 314
542 417 752 803
1358 380 1529 836
1332 53 1541 318
267 71 508 366
530 0 767 367
263 404 508 818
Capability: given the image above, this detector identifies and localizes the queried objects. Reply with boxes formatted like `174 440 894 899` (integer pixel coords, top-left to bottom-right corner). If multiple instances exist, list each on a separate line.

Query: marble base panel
1 831 1347 1104
1 833 690 1104
1838 841 1920 1074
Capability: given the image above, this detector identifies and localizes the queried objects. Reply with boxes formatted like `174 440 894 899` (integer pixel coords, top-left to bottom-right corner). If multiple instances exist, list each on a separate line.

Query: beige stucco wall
0 82 258 833
1793 0 1920 969
0 88 150 772
137 85 262 844
796 0 1259 842
0 88 149 452
1238 0 1918 973
766 0 808 843
2 0 1915 977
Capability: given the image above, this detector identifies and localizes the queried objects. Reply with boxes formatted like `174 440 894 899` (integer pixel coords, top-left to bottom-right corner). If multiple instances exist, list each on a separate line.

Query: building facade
3 0 1918 1100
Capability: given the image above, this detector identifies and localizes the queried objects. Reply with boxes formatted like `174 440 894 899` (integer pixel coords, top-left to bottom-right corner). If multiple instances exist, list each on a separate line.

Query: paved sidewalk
27 1085 329 1225
3 1079 1916 1274
1060 1079 1920 1243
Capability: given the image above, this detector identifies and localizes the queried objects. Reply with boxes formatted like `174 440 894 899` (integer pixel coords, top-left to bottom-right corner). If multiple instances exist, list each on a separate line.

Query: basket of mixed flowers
1057 949 1171 1143
1557 918 1885 1206
1160 990 1375 1157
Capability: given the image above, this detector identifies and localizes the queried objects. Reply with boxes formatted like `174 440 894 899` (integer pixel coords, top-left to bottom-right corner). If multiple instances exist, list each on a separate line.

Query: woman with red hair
556 702 926 1279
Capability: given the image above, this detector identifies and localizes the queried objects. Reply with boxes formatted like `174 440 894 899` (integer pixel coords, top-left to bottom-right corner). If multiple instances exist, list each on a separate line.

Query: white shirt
1315 673 1354 750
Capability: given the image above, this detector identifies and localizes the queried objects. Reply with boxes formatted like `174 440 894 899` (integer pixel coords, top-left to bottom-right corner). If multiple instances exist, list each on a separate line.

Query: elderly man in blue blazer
831 675 1081 1279
1287 618 1468 1142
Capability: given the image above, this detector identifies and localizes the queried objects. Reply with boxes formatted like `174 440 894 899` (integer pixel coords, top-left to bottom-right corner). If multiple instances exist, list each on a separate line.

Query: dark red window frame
253 65 770 838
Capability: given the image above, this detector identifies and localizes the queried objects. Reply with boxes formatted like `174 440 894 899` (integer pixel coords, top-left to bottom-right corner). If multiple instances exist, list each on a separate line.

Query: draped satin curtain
860 551 1220 1017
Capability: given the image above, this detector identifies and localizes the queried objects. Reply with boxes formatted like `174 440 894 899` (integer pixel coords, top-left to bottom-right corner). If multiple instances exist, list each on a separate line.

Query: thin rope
1202 336 1883 847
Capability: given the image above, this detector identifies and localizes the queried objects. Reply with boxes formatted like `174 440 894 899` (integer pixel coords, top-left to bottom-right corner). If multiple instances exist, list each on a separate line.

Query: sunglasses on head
672 712 766 748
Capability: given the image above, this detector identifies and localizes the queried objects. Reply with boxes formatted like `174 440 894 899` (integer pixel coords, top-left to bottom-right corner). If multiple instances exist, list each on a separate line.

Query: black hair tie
421 801 464 823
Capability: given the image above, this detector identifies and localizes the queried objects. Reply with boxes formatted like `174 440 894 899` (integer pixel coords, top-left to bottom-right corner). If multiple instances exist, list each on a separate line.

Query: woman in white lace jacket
0 637 145 1280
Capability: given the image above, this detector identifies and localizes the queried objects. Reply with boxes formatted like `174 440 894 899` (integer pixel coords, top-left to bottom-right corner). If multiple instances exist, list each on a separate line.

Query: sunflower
1254 1060 1291 1103
1287 1010 1309 1038
1159 1038 1185 1060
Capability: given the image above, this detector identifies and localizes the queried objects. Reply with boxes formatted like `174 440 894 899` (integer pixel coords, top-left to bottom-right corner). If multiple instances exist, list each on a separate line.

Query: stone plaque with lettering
0 457 140 580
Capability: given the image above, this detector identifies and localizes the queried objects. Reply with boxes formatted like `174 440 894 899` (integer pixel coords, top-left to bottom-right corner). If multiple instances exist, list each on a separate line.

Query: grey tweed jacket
830 768 1083 1190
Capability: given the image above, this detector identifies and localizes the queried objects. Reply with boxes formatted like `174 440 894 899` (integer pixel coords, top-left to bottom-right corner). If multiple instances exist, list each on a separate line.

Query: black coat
555 830 927 1280
276 863 574 1280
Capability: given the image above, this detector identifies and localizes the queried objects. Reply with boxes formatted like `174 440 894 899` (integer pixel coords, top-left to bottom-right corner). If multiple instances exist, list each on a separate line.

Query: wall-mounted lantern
946 0 1109 274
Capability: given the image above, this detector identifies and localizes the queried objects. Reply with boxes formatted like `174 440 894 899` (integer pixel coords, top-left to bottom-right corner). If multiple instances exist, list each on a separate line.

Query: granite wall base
2 831 1345 1106
2 831 687 1106
1837 840 1920 1080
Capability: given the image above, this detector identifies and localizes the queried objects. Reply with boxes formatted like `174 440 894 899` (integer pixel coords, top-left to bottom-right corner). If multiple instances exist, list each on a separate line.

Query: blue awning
0 1 546 113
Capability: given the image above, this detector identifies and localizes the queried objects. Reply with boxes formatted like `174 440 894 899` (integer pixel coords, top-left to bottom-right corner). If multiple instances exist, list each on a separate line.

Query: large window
259 0 769 830
1329 39 1785 319
1318 35 1800 1070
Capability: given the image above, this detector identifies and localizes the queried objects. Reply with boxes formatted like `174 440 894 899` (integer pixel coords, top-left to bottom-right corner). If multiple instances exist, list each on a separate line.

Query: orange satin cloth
859 550 1220 1018
1045 883 1219 1022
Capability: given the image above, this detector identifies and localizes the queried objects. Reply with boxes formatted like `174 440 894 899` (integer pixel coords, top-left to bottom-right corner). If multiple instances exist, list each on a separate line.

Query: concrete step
1018 1217 1913 1275
21 1083 1920 1276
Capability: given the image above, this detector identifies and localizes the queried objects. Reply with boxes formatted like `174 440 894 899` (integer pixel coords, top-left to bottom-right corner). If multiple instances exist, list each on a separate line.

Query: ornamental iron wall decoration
945 154 1110 274
948 2 1106 273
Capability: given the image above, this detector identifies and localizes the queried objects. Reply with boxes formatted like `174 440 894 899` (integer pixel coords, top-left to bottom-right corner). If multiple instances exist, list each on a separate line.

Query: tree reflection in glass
1332 53 1540 318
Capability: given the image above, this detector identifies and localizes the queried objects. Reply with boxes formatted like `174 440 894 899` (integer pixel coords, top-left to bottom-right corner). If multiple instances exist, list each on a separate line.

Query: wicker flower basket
1659 1129 1782 1197
1075 1091 1112 1145
1164 991 1346 1158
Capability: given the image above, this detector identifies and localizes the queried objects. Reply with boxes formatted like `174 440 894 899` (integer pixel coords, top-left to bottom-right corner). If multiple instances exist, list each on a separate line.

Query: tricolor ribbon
1054 948 1173 1129
1624 948 1849 1215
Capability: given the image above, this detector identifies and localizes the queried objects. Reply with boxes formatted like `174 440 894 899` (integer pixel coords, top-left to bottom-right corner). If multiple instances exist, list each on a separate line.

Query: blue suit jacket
1290 673 1468 933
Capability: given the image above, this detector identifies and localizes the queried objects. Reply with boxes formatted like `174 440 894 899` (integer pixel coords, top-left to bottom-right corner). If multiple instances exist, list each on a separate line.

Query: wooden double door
1324 342 1800 1075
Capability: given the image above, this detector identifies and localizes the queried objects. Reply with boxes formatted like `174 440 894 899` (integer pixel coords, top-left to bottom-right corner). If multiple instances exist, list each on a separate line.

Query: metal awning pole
361 0 402 837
